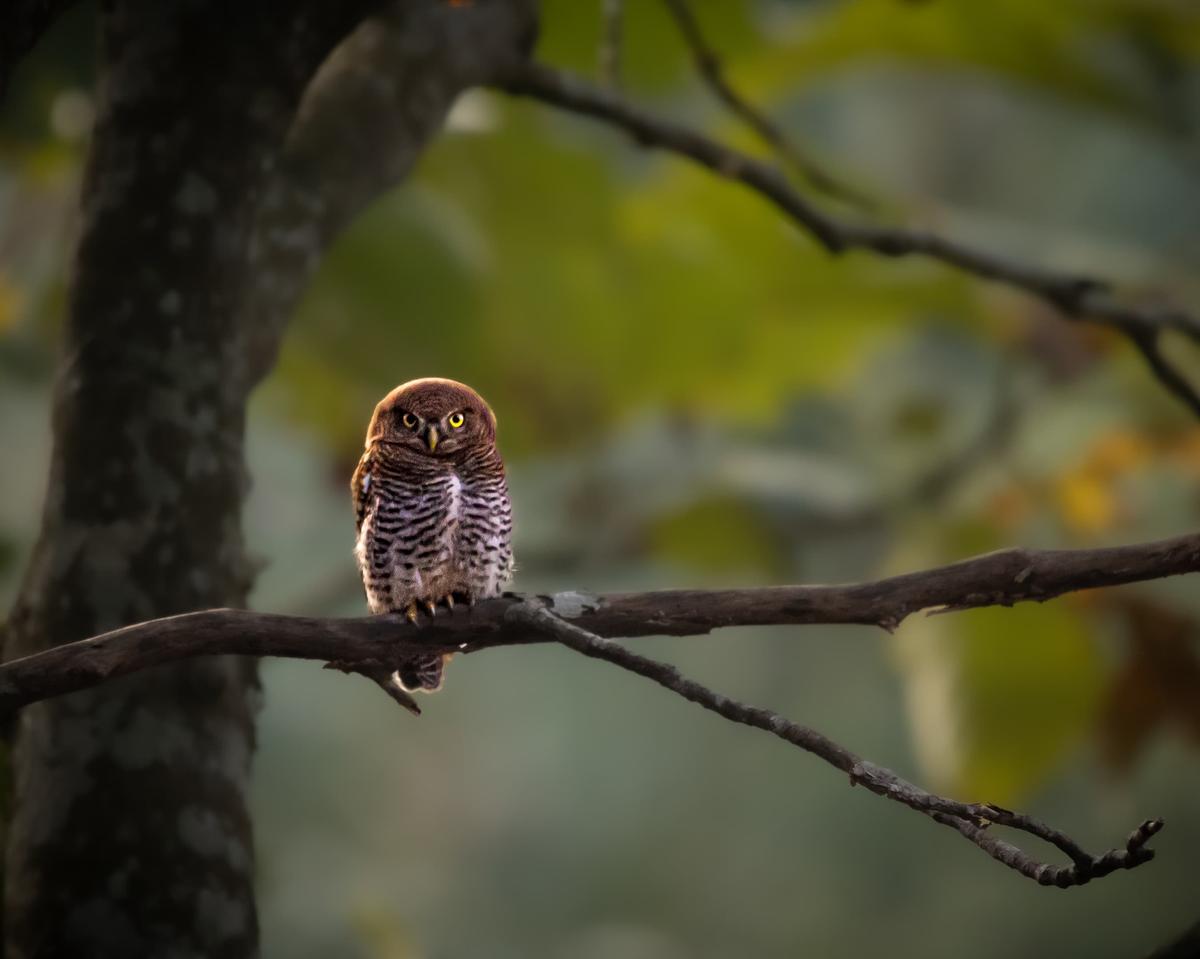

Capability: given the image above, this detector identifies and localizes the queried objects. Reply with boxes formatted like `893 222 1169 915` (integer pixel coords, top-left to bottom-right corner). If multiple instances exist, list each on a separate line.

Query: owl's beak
423 425 439 452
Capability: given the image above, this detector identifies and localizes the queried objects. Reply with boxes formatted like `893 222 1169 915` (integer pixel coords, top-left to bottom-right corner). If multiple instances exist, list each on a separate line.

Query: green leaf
894 596 1106 802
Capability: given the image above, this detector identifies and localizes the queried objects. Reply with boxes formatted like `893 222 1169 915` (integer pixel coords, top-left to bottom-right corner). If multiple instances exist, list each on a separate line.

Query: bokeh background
4 1 1200 956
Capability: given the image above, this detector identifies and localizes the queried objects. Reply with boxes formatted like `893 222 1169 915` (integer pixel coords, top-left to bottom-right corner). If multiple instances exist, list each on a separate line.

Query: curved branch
0 524 1180 889
498 62 1200 417
0 533 1187 888
238 0 536 389
2 530 1198 712
511 604 1161 888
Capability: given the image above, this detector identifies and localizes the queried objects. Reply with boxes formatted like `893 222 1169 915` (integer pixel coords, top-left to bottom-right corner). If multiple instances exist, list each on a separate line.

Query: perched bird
352 377 513 692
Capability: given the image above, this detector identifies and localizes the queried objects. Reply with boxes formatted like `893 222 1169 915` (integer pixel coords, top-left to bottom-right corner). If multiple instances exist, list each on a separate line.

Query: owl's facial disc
366 378 497 457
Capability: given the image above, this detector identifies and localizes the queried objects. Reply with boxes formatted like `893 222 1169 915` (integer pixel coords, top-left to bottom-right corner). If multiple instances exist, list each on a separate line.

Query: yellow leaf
1084 430 1153 476
1055 472 1117 535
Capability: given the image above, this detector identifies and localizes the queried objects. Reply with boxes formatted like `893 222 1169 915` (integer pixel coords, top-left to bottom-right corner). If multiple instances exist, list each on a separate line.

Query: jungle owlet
352 377 513 692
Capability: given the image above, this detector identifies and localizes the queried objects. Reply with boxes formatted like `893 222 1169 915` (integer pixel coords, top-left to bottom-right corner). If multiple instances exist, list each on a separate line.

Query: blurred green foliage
4 1 1200 956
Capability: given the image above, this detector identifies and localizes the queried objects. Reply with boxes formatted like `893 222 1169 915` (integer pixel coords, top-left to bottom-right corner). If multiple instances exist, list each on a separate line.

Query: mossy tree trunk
1 1 535 954
1 2 369 954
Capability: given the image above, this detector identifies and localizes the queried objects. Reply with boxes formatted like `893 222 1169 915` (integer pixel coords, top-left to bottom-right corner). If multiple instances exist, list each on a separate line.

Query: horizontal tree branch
2 530 1199 712
497 62 1200 418
2 530 1189 887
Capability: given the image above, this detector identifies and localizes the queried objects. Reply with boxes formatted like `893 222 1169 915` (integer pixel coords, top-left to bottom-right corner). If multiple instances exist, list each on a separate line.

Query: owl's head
366 377 498 458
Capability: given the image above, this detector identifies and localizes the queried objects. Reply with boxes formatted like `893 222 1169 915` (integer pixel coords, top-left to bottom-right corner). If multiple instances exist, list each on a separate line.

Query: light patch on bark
174 172 218 216
549 590 601 618
13 699 115 849
195 885 252 943
178 806 251 871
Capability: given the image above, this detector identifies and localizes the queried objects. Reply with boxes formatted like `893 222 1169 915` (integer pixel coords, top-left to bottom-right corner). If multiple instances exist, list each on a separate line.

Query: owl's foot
403 595 468 623
431 592 472 613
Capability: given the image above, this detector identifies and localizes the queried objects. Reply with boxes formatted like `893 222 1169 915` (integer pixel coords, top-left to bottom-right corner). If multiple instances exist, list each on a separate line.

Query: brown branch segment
2 530 1198 712
0 532 1186 889
498 62 1200 417
510 604 1161 888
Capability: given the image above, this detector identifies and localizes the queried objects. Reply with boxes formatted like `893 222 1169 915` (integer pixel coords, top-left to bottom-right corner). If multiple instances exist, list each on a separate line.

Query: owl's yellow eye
401 412 418 429
448 412 465 429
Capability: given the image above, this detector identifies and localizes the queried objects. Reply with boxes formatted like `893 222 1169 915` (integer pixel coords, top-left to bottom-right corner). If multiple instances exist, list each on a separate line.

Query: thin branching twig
498 62 1200 417
511 603 1162 888
659 0 871 207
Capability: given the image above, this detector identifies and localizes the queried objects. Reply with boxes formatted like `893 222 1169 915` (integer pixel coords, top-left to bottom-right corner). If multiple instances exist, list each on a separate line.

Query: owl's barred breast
351 376 511 693
355 444 513 614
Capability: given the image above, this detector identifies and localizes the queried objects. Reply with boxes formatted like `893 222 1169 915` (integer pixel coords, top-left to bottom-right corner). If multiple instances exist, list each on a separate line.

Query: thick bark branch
499 62 1200 418
3 530 1198 712
238 0 535 388
2 525 1186 890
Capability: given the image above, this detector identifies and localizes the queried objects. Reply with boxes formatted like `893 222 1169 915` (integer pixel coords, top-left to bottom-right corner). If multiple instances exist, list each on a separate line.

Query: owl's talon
443 593 455 611
403 602 419 624
422 599 437 617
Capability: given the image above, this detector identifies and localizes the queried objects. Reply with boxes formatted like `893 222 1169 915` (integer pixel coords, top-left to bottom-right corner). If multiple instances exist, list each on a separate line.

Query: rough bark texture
2 0 538 953
1 2 372 955
240 0 537 384
3 528 1199 712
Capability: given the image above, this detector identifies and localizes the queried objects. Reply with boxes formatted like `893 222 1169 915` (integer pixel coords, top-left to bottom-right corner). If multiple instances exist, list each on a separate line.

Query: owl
352 377 514 692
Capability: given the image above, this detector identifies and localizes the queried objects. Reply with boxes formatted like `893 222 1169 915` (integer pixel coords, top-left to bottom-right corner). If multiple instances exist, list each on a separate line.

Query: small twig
1126 324 1200 419
497 62 1200 418
658 0 870 208
511 603 1162 888
324 659 421 716
599 0 623 89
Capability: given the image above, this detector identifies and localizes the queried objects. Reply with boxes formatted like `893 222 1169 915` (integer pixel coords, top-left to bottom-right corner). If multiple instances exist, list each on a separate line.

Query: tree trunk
1 2 367 955
2 0 535 953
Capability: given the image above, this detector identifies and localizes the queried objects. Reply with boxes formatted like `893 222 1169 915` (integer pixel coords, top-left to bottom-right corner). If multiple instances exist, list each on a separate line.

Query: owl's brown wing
350 447 375 534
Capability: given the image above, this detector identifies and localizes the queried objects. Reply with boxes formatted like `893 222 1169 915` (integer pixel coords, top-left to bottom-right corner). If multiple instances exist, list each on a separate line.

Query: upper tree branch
237 0 536 389
498 62 1200 418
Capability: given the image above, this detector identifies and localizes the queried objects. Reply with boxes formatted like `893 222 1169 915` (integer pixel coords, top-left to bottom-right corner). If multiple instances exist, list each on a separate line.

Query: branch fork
4 530 1194 887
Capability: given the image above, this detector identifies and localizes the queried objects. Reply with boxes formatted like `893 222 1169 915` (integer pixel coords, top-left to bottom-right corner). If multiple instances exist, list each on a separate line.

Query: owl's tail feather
395 653 450 693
